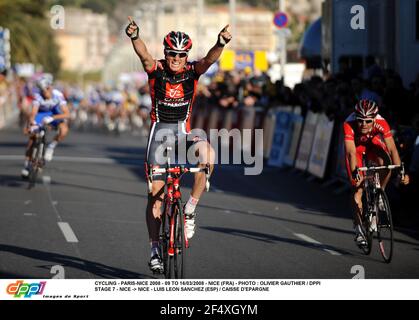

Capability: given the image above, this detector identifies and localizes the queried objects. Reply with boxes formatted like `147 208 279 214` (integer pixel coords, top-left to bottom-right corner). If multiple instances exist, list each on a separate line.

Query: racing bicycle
27 125 48 189
357 161 405 263
147 147 210 278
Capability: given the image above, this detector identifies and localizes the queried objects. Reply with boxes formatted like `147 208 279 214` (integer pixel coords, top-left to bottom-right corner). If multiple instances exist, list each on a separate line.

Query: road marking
0 155 142 165
24 200 32 205
23 212 36 216
42 176 51 185
294 233 341 256
58 222 79 243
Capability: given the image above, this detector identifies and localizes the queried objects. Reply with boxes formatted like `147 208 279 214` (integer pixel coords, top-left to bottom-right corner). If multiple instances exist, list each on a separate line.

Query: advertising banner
283 114 304 166
308 113 335 178
0 27 11 71
334 126 348 179
268 111 293 167
295 111 319 171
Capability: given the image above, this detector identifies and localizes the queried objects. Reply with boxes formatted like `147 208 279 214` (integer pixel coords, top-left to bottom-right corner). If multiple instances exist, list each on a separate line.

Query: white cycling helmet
36 74 53 91
355 99 379 119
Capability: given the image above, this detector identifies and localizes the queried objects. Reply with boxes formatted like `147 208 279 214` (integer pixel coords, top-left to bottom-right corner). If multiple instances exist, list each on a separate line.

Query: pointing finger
221 24 230 33
128 16 137 26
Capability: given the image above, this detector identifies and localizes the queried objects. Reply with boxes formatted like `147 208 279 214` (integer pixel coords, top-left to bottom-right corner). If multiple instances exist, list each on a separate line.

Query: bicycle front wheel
167 201 185 279
160 200 170 277
376 190 393 263
28 145 41 188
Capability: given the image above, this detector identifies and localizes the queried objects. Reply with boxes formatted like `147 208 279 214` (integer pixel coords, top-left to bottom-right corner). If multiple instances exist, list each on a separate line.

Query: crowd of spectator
199 58 419 130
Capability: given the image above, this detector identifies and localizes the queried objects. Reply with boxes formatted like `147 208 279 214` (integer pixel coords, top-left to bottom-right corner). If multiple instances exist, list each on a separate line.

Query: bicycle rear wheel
167 201 185 279
376 190 393 263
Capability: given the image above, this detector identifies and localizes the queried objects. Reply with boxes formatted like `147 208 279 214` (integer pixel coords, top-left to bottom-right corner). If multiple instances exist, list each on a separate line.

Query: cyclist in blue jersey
21 74 70 178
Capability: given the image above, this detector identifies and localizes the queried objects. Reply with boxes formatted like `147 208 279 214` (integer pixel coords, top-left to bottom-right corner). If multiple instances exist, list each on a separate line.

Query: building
102 3 277 82
54 8 111 72
286 0 322 22
322 0 419 87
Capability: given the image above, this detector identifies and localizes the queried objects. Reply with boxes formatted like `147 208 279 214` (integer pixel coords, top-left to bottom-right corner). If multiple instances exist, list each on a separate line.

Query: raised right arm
126 16 155 73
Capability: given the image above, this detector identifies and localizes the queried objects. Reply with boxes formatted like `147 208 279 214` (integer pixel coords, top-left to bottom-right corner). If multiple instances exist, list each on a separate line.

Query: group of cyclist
16 16 410 273
17 79 154 136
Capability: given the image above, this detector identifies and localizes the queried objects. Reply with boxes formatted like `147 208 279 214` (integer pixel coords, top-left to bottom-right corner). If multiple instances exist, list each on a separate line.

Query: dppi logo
6 280 46 298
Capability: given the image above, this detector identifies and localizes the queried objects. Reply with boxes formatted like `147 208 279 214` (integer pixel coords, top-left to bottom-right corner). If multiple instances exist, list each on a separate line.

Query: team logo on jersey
165 83 184 99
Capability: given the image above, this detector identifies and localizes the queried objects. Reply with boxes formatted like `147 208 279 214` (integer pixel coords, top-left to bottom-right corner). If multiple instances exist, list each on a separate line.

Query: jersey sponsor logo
165 83 184 99
360 135 369 143
159 99 189 108
374 122 385 132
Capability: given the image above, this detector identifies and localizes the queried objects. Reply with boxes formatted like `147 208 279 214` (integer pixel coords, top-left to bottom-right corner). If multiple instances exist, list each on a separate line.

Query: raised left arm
195 25 232 75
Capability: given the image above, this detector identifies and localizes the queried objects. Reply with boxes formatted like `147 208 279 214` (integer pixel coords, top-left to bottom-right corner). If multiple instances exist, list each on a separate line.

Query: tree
0 0 62 74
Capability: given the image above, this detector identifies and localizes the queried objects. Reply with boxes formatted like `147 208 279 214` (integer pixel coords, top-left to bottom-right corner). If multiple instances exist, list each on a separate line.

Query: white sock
24 160 29 168
184 195 199 215
49 141 58 149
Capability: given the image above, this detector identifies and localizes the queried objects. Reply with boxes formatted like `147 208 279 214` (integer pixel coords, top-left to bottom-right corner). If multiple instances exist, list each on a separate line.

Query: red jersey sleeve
380 119 393 139
343 122 355 141
145 60 160 76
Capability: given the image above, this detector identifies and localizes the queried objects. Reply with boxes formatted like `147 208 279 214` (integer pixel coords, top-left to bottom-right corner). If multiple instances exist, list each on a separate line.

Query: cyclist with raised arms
21 74 70 178
126 17 232 272
343 99 410 246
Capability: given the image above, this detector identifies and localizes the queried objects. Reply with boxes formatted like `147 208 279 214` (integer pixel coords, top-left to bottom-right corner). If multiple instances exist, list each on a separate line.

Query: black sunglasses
166 50 188 58
357 118 374 124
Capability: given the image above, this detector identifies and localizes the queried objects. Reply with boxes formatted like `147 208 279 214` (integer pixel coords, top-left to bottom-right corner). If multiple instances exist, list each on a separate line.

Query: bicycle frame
149 165 210 252
146 147 210 277
357 162 404 262
28 126 48 188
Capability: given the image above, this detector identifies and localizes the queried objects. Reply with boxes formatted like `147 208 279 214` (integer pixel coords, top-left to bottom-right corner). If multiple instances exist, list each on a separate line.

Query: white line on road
58 222 79 243
0 155 141 164
42 176 51 185
294 233 341 256
23 212 37 216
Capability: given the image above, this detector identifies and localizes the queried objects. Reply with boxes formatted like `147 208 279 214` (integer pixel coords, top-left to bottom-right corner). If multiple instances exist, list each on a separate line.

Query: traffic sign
273 11 288 29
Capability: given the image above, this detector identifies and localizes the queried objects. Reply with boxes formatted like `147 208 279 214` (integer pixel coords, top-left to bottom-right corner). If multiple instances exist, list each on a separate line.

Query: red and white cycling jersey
343 113 392 145
343 113 393 185
146 60 200 132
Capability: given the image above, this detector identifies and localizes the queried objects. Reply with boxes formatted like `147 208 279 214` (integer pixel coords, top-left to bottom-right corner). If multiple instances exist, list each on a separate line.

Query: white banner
308 113 335 178
1 279 418 300
295 111 319 171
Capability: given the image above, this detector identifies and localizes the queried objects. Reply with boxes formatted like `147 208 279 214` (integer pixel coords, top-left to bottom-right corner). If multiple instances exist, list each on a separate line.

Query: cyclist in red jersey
343 99 410 246
126 17 232 272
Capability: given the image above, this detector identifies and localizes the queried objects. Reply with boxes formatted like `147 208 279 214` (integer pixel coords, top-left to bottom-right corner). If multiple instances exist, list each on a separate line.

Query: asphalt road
1 124 419 279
